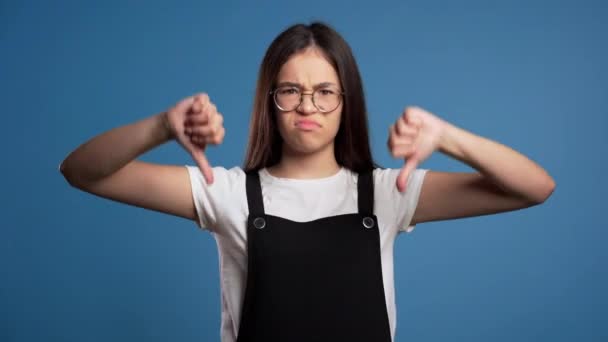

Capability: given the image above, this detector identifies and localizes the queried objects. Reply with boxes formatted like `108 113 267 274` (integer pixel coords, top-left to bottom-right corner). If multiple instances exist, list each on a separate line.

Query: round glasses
270 86 345 113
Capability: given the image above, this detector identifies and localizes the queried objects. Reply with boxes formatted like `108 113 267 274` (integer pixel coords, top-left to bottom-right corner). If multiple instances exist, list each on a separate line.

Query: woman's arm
60 112 172 184
414 122 555 224
60 93 224 220
388 107 555 224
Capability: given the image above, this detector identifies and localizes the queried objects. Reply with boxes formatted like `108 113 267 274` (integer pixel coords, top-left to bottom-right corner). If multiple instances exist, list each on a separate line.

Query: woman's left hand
387 106 447 192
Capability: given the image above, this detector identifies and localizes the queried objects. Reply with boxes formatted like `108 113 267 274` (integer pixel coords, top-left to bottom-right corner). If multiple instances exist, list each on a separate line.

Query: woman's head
244 21 376 173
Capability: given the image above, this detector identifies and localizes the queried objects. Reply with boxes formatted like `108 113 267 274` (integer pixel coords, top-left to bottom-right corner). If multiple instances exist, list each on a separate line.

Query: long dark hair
243 21 378 173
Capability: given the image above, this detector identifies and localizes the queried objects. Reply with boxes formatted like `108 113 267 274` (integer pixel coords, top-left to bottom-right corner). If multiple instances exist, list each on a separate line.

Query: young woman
60 22 555 342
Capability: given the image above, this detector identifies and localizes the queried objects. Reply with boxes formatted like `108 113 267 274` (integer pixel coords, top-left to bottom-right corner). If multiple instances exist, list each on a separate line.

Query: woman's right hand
164 93 225 185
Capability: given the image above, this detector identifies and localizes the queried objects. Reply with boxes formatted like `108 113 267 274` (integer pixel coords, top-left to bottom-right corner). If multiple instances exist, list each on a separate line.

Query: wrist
158 111 174 141
438 122 466 161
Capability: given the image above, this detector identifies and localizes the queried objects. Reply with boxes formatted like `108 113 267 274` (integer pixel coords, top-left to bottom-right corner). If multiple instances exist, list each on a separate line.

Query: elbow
530 175 556 205
539 175 556 203
59 158 86 189
59 160 77 187
59 158 71 181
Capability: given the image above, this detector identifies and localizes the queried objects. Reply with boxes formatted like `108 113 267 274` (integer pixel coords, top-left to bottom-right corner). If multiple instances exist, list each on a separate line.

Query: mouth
295 119 320 130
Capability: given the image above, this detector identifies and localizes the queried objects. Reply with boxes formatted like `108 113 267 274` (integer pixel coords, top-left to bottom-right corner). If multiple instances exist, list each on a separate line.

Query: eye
318 88 336 96
278 87 299 95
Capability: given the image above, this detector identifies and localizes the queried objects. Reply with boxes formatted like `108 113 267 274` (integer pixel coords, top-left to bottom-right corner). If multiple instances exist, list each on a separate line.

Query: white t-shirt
186 165 428 342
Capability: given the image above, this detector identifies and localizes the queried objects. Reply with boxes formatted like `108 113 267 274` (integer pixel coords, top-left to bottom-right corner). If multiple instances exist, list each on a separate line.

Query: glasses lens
274 86 343 112
313 87 341 112
275 87 301 111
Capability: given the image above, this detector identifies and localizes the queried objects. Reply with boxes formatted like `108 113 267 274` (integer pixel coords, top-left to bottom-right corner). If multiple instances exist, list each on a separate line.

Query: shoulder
341 167 429 198
185 165 248 206
371 167 430 234
185 165 246 189
372 167 429 191
184 165 247 230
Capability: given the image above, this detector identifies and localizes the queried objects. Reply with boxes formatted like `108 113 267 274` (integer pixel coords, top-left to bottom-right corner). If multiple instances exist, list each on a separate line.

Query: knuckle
198 113 208 124
395 123 403 135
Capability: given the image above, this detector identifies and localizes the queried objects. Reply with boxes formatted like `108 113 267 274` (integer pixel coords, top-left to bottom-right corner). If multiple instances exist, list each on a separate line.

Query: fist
164 93 225 184
184 94 225 147
388 106 446 192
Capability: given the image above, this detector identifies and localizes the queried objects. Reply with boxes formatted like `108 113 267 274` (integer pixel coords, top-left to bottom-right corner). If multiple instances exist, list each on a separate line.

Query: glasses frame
269 86 346 113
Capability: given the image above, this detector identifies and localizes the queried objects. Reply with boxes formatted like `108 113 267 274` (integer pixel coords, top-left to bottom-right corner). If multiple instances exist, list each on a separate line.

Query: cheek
328 111 342 135
275 113 292 138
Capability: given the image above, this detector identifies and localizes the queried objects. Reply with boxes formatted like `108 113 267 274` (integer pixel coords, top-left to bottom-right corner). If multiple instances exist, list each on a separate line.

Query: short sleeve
374 168 429 234
185 165 244 232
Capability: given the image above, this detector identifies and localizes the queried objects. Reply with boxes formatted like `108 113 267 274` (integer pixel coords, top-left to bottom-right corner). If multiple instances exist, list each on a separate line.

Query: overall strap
357 169 374 216
245 170 265 216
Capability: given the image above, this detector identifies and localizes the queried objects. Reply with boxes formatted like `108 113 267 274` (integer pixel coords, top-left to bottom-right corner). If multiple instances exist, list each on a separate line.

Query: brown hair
243 21 378 173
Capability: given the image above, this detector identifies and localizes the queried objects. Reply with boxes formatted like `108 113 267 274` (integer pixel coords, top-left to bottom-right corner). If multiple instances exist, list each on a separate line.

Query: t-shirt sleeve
374 168 429 234
185 165 243 232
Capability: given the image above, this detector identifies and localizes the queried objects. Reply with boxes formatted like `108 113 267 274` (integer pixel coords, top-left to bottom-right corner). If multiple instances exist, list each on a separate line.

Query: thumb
174 96 197 116
190 147 214 184
181 136 214 185
176 123 214 184
396 157 418 193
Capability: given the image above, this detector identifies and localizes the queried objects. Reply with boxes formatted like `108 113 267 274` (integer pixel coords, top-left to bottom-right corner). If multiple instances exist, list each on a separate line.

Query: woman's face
274 48 343 156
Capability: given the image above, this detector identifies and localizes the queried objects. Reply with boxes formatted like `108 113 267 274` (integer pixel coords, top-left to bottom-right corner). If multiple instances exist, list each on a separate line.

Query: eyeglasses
269 86 345 113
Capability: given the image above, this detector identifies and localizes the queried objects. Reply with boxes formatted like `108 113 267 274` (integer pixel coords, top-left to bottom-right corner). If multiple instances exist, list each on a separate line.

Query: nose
296 92 317 115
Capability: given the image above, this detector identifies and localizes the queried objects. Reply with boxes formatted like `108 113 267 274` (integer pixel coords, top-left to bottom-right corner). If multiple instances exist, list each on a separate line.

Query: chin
284 137 333 155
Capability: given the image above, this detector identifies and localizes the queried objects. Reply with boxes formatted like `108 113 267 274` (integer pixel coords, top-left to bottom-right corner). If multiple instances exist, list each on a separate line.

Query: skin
267 47 343 179
263 47 556 223
388 106 556 223
60 46 555 226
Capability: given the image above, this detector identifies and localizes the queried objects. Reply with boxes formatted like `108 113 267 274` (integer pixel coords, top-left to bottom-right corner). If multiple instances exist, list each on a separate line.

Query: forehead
277 48 340 86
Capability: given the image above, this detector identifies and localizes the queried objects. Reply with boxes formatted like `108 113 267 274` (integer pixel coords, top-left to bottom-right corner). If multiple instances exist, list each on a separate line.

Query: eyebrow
276 81 338 89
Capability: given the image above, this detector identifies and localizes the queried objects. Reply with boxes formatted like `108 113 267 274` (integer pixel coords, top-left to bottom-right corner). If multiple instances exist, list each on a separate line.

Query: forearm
438 122 555 203
60 112 172 184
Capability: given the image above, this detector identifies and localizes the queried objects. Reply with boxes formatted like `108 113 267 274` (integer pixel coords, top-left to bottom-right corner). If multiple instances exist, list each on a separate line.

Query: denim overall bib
236 169 392 341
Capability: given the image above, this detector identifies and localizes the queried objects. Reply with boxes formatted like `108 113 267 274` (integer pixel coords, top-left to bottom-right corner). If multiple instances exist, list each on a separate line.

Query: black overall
236 170 392 342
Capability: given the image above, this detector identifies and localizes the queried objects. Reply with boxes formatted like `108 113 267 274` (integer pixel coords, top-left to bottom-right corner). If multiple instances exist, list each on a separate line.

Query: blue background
2 0 606 341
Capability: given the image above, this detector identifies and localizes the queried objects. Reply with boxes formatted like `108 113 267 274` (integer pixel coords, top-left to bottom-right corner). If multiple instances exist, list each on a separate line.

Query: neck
268 143 340 179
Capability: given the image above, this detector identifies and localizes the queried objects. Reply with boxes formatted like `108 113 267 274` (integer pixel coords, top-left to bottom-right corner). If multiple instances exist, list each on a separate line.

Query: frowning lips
295 119 321 128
